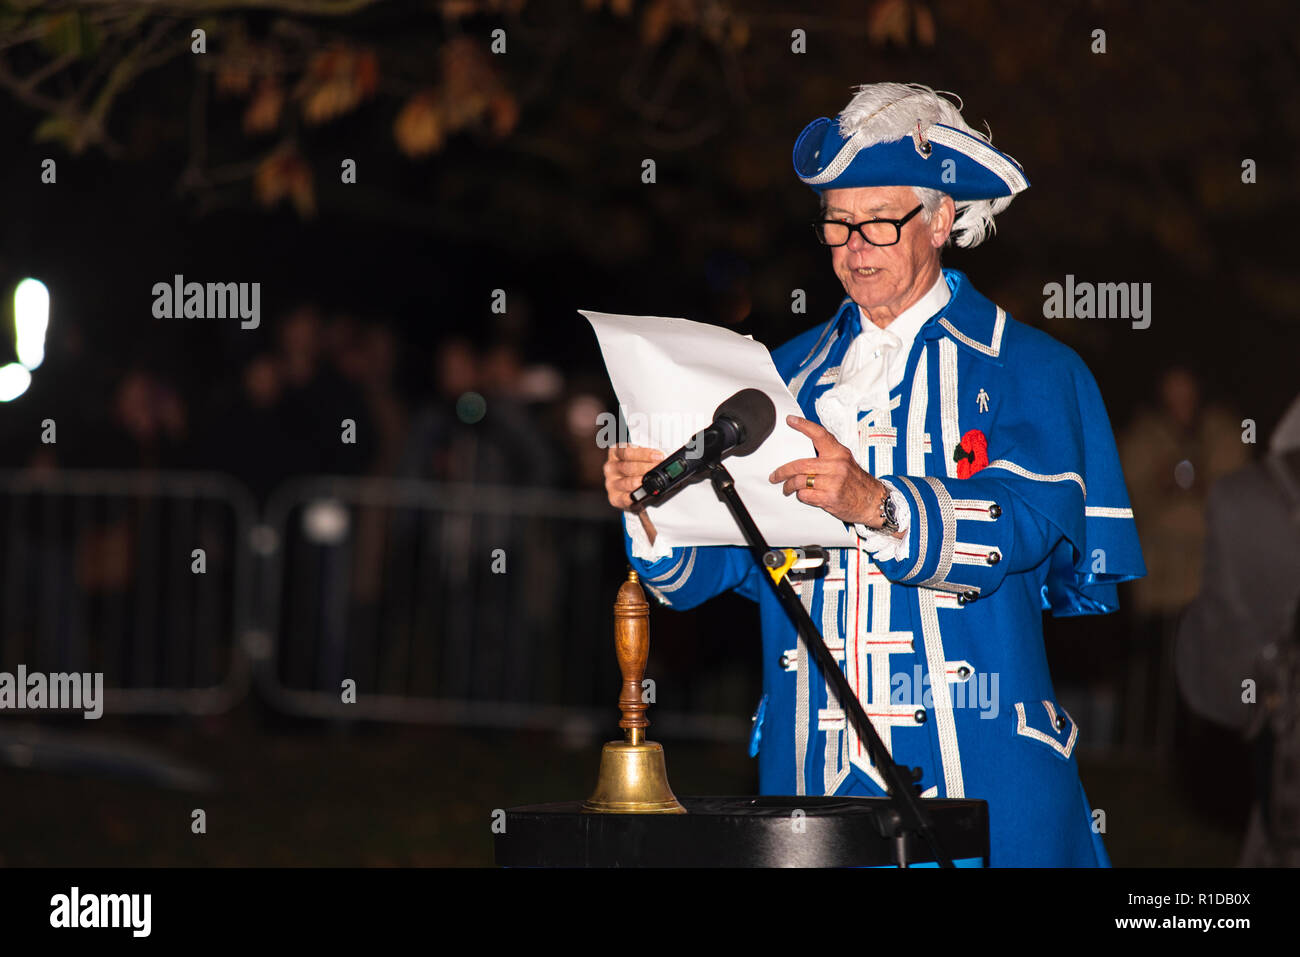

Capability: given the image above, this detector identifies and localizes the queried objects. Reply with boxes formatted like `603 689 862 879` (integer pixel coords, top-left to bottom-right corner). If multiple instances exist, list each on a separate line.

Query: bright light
14 277 50 370
0 362 32 401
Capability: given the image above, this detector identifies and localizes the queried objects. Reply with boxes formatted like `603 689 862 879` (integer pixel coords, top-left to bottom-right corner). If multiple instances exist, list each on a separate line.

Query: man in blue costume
603 83 1146 867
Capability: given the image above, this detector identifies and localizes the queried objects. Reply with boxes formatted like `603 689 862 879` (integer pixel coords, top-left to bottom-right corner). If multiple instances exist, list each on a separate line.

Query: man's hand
603 444 664 543
768 415 900 534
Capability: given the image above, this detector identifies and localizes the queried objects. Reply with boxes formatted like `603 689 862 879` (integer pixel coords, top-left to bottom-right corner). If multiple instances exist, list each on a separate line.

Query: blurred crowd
7 303 614 503
1116 364 1251 756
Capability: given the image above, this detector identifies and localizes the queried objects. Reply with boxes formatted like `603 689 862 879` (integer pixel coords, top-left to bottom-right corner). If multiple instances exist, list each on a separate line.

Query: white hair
826 82 1020 249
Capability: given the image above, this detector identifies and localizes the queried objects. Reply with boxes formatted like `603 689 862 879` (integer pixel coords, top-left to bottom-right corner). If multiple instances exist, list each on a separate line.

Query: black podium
495 795 988 867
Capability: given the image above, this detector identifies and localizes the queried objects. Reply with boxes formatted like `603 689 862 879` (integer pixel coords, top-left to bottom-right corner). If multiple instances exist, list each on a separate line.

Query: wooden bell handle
614 570 650 744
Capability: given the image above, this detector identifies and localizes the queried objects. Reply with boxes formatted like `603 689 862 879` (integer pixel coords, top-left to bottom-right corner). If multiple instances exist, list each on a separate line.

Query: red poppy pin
953 429 989 479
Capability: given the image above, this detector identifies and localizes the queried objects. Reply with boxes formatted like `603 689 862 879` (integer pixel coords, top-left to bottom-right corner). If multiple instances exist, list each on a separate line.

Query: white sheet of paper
581 310 856 549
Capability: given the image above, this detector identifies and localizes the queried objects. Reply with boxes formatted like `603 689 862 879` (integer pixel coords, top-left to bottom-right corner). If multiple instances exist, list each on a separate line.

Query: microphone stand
707 462 954 868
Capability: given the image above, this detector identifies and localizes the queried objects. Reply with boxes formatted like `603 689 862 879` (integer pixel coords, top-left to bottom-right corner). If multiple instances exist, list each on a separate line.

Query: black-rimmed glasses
812 204 925 247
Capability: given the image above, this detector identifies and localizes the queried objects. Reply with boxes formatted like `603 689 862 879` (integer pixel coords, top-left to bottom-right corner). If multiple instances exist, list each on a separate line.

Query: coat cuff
868 474 1014 602
624 510 675 562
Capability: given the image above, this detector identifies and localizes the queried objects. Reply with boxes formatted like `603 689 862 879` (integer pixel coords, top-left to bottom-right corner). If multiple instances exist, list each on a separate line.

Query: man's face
823 185 949 318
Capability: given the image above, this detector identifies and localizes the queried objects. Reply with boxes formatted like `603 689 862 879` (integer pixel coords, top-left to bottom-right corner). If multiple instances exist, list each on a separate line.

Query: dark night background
0 0 1296 867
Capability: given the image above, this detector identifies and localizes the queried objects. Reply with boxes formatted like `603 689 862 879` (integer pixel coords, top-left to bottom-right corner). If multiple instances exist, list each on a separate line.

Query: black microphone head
714 388 776 457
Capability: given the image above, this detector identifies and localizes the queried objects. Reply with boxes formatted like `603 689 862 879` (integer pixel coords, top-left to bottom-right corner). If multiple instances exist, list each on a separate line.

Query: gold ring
806 474 816 489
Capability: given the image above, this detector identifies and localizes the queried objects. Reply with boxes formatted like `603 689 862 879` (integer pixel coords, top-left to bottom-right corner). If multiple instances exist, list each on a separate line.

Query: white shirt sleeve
852 480 911 563
625 510 676 562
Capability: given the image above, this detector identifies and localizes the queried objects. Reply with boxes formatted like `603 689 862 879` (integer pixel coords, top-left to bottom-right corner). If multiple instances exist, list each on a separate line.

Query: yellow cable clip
766 548 799 586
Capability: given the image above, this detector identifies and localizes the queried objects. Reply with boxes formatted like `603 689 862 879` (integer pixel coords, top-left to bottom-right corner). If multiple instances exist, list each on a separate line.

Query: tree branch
0 56 64 112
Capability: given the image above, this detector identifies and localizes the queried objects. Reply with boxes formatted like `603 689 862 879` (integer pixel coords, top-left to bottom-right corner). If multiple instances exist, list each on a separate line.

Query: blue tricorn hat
793 117 1029 200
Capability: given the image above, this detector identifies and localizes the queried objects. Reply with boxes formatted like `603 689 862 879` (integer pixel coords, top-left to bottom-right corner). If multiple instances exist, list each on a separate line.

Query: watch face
881 490 899 530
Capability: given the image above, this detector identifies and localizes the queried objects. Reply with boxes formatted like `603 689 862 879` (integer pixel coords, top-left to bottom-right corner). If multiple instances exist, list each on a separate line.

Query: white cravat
814 325 902 450
815 274 951 449
816 274 951 561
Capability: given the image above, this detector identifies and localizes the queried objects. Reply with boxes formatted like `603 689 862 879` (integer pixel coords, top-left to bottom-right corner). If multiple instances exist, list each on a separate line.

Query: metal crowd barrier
0 469 255 715
0 470 752 741
257 477 751 741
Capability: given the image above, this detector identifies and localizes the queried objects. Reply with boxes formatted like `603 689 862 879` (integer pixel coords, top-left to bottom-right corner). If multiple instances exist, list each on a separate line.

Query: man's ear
930 196 957 248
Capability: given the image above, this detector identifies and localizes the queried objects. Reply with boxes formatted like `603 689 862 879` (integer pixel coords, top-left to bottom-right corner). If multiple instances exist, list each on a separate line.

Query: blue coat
623 269 1146 867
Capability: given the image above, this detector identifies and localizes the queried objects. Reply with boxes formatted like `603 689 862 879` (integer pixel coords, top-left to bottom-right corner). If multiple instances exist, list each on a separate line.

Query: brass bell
582 570 686 814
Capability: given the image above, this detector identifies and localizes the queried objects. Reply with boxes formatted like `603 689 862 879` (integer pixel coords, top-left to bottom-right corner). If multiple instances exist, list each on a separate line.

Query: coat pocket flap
1012 700 1078 759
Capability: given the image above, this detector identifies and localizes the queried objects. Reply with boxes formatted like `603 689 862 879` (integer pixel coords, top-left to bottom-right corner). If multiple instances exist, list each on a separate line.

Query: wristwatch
878 484 900 533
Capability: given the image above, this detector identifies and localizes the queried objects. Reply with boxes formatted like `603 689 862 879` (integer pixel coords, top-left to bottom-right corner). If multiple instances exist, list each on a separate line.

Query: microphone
630 388 776 505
